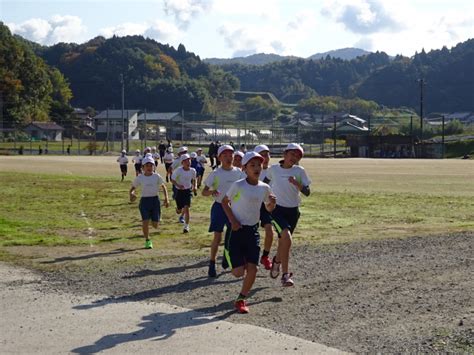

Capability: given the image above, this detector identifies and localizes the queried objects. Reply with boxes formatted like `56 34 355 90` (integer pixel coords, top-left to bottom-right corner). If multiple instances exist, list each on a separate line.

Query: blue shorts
196 167 205 177
208 202 229 233
176 189 192 210
224 224 260 269
139 196 161 222
260 203 273 227
134 163 141 173
271 205 300 237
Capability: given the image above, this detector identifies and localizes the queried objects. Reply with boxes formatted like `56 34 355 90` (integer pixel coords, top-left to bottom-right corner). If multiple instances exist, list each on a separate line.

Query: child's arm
265 193 277 212
161 184 169 207
288 177 311 196
129 186 137 202
221 196 241 231
202 185 220 197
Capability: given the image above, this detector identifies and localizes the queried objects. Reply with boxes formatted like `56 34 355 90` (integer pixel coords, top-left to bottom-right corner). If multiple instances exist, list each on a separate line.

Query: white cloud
100 23 149 38
7 15 86 44
100 20 183 43
322 0 402 34
163 0 213 29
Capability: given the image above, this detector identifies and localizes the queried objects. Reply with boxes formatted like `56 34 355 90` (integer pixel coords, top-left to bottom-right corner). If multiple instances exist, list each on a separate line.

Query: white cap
242 151 264 165
121 149 126 154
254 144 270 154
152 146 157 150
284 143 304 156
217 144 234 156
180 153 191 162
166 147 173 152
144 146 151 151
234 151 244 158
190 152 197 158
142 155 155 165
197 147 203 151
178 146 188 154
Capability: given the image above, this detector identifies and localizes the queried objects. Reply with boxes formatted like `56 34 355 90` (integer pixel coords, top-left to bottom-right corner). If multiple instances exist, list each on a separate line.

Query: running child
170 146 189 223
232 151 244 170
171 153 197 233
266 143 311 286
195 148 207 189
202 144 244 277
254 144 274 270
221 151 276 313
117 149 129 181
129 154 170 249
163 147 174 182
151 146 160 168
132 149 143 176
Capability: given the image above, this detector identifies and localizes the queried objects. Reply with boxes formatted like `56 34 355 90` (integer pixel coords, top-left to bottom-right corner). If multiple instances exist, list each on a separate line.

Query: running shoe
260 255 273 270
234 299 249 314
270 256 281 278
179 215 185 223
281 272 294 287
183 225 189 233
144 239 153 249
208 262 217 277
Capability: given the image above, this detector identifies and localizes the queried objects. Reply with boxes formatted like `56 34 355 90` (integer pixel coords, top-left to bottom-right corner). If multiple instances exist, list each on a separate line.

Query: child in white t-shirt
171 153 197 233
222 151 276 314
129 154 169 249
163 148 174 182
132 150 143 176
117 149 129 181
266 143 311 287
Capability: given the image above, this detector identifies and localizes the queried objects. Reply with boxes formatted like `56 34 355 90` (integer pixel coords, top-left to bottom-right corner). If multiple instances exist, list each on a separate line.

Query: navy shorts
224 224 260 269
120 164 127 174
176 189 192 209
134 163 141 173
260 203 272 227
208 202 229 233
271 205 300 237
165 163 172 171
196 167 205 177
139 196 161 222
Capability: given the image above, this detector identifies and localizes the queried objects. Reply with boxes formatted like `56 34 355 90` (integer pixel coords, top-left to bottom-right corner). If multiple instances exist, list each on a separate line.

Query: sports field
0 156 473 352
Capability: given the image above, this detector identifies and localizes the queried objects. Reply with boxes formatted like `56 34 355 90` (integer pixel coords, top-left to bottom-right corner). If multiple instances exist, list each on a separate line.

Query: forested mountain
219 40 474 112
307 47 371 60
205 53 296 66
35 35 239 112
0 23 73 127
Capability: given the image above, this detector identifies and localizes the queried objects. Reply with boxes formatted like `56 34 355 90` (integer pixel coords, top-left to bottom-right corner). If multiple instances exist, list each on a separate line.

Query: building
94 109 140 140
24 122 64 141
136 112 182 140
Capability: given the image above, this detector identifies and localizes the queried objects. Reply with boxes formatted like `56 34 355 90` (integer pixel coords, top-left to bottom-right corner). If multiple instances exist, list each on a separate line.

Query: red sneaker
260 255 273 270
234 299 249 314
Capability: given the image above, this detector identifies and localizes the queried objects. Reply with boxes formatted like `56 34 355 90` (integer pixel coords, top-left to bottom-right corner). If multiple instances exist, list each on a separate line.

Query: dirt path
30 233 474 353
0 262 344 354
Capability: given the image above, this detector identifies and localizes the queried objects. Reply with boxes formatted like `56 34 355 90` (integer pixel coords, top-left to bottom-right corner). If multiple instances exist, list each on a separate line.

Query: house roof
94 110 141 119
137 112 181 121
28 122 64 130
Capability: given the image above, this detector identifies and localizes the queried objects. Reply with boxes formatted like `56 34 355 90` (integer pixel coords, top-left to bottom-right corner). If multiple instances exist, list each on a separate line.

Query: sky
2 0 473 59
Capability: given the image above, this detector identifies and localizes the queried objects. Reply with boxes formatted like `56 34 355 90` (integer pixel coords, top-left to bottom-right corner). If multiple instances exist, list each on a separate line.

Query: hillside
307 47 371 60
34 35 239 112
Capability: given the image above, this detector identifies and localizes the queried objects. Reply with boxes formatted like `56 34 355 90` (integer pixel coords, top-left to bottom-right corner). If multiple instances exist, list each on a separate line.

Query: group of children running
120 142 311 314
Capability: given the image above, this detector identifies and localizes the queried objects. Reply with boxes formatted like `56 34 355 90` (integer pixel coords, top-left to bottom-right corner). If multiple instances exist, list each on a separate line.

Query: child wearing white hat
117 150 129 181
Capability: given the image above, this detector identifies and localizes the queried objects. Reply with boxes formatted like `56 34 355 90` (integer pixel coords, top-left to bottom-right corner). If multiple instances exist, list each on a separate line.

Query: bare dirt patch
33 232 474 353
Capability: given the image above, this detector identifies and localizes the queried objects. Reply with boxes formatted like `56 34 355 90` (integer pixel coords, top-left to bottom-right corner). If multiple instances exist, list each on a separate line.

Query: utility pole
181 109 184 146
442 115 445 159
144 109 147 148
333 115 337 158
418 78 425 157
120 74 125 152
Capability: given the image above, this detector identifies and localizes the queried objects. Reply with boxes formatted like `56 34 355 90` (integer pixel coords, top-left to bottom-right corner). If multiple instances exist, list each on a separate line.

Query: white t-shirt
132 154 142 164
117 156 128 165
171 157 182 171
226 179 273 226
164 152 174 163
132 173 165 197
171 167 196 189
266 164 311 208
196 155 207 165
152 152 160 161
204 166 244 203
259 167 268 181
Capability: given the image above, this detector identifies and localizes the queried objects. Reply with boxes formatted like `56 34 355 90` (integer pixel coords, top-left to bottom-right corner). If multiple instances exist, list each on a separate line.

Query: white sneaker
183 224 190 233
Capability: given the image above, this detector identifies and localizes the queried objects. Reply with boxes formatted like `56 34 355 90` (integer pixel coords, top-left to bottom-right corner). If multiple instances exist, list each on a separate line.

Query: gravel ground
40 233 473 353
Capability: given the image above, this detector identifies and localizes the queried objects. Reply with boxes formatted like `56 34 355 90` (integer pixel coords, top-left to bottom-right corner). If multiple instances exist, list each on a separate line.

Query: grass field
0 156 473 264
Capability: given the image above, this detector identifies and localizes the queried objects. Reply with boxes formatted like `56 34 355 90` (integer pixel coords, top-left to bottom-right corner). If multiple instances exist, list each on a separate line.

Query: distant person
151 146 160 168
132 149 143 176
215 141 222 167
232 151 244 169
195 148 207 189
117 149 129 181
163 147 174 183
67 145 71 155
158 141 167 163
18 145 24 155
129 154 169 249
239 144 247 154
208 141 216 168
38 145 42 155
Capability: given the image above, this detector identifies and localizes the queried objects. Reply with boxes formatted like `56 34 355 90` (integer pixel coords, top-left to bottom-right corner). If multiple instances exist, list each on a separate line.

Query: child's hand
211 190 220 197
268 194 277 206
288 176 300 189
130 192 137 202
164 199 169 208
230 219 242 231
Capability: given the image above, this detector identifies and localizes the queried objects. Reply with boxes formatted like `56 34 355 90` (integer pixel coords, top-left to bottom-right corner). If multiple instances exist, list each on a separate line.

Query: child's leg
183 206 190 224
210 231 222 261
142 220 150 239
276 229 292 274
240 263 257 296
262 223 274 254
151 221 158 229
